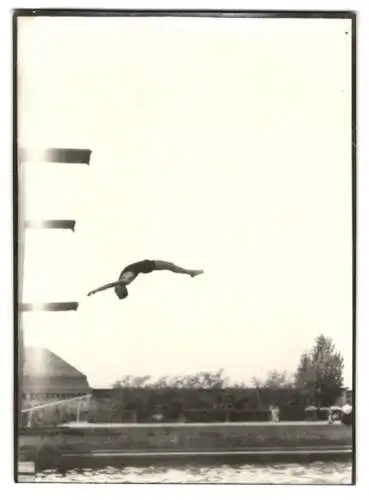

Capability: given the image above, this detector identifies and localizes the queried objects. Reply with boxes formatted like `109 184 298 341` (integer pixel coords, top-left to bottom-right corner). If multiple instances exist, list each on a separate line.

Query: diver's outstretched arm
153 260 203 277
87 280 126 296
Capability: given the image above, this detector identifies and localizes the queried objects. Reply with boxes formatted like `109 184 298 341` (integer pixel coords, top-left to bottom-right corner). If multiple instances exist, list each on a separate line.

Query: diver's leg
152 260 203 277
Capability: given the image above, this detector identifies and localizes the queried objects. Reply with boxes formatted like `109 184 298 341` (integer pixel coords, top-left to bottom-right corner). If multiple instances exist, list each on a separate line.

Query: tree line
110 334 345 409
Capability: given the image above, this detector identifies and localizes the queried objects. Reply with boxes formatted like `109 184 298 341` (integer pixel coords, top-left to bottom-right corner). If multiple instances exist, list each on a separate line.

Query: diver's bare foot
190 270 204 278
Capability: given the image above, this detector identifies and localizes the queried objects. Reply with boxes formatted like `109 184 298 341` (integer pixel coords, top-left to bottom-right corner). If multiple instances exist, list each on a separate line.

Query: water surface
34 461 352 484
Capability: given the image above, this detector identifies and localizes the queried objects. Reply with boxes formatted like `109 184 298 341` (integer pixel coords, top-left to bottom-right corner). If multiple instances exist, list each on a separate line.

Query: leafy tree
113 374 152 388
252 371 293 390
113 370 228 389
263 370 294 389
178 369 227 389
251 371 294 410
295 334 344 406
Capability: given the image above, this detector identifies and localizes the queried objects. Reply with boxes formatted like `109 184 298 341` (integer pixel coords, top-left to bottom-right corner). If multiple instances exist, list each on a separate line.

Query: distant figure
328 408 334 424
152 411 164 422
270 405 280 423
341 402 353 426
328 407 341 424
87 259 204 300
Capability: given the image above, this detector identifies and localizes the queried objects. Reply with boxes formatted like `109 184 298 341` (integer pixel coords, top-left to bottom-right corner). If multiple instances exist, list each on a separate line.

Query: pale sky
18 16 353 388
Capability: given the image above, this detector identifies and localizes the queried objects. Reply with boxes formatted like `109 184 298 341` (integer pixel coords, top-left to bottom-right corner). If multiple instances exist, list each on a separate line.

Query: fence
21 394 92 428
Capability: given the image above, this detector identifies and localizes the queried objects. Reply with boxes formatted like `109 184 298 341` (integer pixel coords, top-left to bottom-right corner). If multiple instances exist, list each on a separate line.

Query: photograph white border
1 0 368 499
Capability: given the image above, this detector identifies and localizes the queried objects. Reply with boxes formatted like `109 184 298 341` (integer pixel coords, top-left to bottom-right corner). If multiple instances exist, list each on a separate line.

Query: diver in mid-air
87 259 204 300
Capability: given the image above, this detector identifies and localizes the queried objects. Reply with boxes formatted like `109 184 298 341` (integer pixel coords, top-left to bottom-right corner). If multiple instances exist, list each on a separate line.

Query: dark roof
23 347 90 394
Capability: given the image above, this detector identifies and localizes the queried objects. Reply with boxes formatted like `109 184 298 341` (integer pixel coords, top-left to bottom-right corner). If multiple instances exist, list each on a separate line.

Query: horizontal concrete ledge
59 421 342 428
20 302 79 312
65 448 352 458
18 475 35 483
45 448 352 471
18 461 35 474
20 148 92 165
25 219 76 231
20 422 352 470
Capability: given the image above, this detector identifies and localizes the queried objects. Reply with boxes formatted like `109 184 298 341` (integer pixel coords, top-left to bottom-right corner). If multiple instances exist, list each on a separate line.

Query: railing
21 394 92 428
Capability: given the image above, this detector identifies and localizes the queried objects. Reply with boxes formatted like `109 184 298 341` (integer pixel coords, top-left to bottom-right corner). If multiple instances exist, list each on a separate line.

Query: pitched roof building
23 347 90 400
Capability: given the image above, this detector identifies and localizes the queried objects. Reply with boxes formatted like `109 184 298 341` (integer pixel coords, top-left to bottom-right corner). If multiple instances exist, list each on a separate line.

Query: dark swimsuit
120 259 156 277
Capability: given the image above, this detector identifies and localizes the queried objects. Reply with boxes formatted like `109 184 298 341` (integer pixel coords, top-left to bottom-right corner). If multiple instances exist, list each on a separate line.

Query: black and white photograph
14 9 355 484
